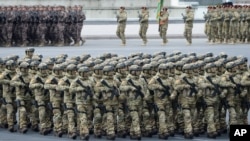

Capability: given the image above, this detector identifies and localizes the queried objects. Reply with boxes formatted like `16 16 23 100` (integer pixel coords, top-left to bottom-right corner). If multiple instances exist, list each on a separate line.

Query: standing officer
183 6 194 45
116 6 127 46
159 7 169 46
138 6 149 46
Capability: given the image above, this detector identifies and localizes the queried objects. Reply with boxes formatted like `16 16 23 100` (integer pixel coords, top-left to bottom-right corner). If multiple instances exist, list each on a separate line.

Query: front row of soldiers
204 5 250 44
0 49 250 140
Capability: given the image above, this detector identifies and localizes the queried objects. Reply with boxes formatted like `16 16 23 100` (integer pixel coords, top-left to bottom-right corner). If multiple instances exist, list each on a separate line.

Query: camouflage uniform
0 60 16 131
229 6 240 44
44 64 64 137
159 7 169 45
120 65 146 139
94 65 119 140
11 62 38 133
138 7 149 46
183 6 194 45
116 6 127 46
29 63 52 135
70 67 94 140
57 64 77 139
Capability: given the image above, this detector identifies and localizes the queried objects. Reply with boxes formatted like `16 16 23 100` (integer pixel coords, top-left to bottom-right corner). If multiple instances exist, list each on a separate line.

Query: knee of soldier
19 107 26 114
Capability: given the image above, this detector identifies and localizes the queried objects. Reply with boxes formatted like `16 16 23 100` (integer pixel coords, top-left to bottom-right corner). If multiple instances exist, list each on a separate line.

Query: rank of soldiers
0 5 85 47
203 4 250 44
0 48 249 140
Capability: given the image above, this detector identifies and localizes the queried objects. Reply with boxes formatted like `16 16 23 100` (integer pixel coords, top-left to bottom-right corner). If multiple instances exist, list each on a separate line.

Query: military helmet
205 52 213 57
188 52 196 57
78 66 90 72
142 54 152 59
94 59 104 65
66 64 77 71
225 62 236 69
142 58 151 64
134 60 143 66
38 63 47 70
103 65 114 72
219 52 228 58
204 57 215 64
166 62 175 69
80 54 91 62
53 64 63 71
25 47 35 52
19 62 29 68
152 51 166 58
84 61 95 68
225 56 237 63
182 64 191 70
142 64 152 70
116 62 126 69
150 61 159 68
44 59 54 65
55 58 65 64
5 60 17 67
70 56 81 62
129 65 141 71
124 60 133 67
158 64 168 70
235 57 247 65
93 64 104 70
204 63 216 70
30 60 40 67
197 54 206 60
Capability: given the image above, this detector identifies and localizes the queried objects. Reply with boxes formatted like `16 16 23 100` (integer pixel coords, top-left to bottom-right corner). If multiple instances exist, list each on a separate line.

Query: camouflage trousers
76 104 93 136
51 100 63 133
65 103 77 134
182 103 199 134
116 23 126 44
0 104 7 127
139 23 148 43
222 21 230 43
129 105 142 137
159 24 168 44
17 100 38 130
93 106 104 136
184 25 193 44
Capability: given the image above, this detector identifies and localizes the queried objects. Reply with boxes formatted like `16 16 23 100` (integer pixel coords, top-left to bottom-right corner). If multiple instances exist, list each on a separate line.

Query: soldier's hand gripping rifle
156 78 170 99
19 76 32 96
181 13 187 23
206 76 221 97
76 79 93 100
101 80 119 99
229 76 242 96
183 77 197 97
36 77 49 95
128 79 144 99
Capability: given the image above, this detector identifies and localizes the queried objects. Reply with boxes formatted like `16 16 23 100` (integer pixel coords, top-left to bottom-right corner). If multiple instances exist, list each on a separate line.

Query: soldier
114 62 129 137
171 64 199 139
204 6 212 42
116 6 127 46
75 5 86 46
209 7 218 44
3 6 14 47
222 5 231 44
0 60 17 132
183 6 194 45
37 6 47 46
44 64 64 137
94 65 119 140
70 66 94 140
199 63 221 138
148 63 175 139
11 62 38 133
120 65 146 140
57 64 78 139
29 63 52 135
23 47 35 61
20 6 29 47
159 7 169 46
229 6 240 44
138 6 149 46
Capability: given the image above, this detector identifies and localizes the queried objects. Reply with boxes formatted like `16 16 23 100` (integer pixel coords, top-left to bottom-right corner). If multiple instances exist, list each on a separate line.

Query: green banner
156 0 164 20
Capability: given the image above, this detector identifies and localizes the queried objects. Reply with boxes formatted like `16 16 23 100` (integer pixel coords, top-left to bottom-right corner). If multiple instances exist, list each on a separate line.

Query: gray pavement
0 39 249 141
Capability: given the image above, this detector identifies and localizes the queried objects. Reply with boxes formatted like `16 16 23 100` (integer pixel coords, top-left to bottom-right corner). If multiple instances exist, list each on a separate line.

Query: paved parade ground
0 39 249 141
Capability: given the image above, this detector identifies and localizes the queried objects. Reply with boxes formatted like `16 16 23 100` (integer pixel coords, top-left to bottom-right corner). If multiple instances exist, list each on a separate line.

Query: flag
156 0 164 21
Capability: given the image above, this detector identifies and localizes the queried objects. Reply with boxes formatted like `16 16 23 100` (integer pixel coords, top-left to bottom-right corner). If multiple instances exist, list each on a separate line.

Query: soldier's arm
56 77 69 91
44 77 57 90
69 80 83 94
0 73 10 85
186 12 194 21
29 76 43 89
118 12 127 22
241 74 250 86
119 79 133 92
140 12 149 23
10 74 24 87
148 77 161 90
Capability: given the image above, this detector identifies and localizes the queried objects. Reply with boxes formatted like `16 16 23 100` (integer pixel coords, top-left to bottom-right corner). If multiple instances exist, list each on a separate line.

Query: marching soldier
57 64 78 139
44 64 64 137
183 6 194 45
70 66 94 140
120 65 146 140
116 6 127 46
0 60 17 132
159 7 169 46
29 63 52 135
138 6 149 46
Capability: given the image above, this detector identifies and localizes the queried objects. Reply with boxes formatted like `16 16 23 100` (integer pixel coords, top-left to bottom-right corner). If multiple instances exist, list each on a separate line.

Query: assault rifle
156 78 170 99
137 11 142 22
19 76 32 96
206 76 220 97
128 79 144 99
229 76 242 96
183 77 197 97
101 80 119 99
181 13 187 23
76 79 92 100
36 77 49 95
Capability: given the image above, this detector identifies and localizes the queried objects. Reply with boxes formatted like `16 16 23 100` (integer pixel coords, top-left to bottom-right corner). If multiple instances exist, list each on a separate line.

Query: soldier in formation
203 4 250 44
0 48 250 140
0 5 85 47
